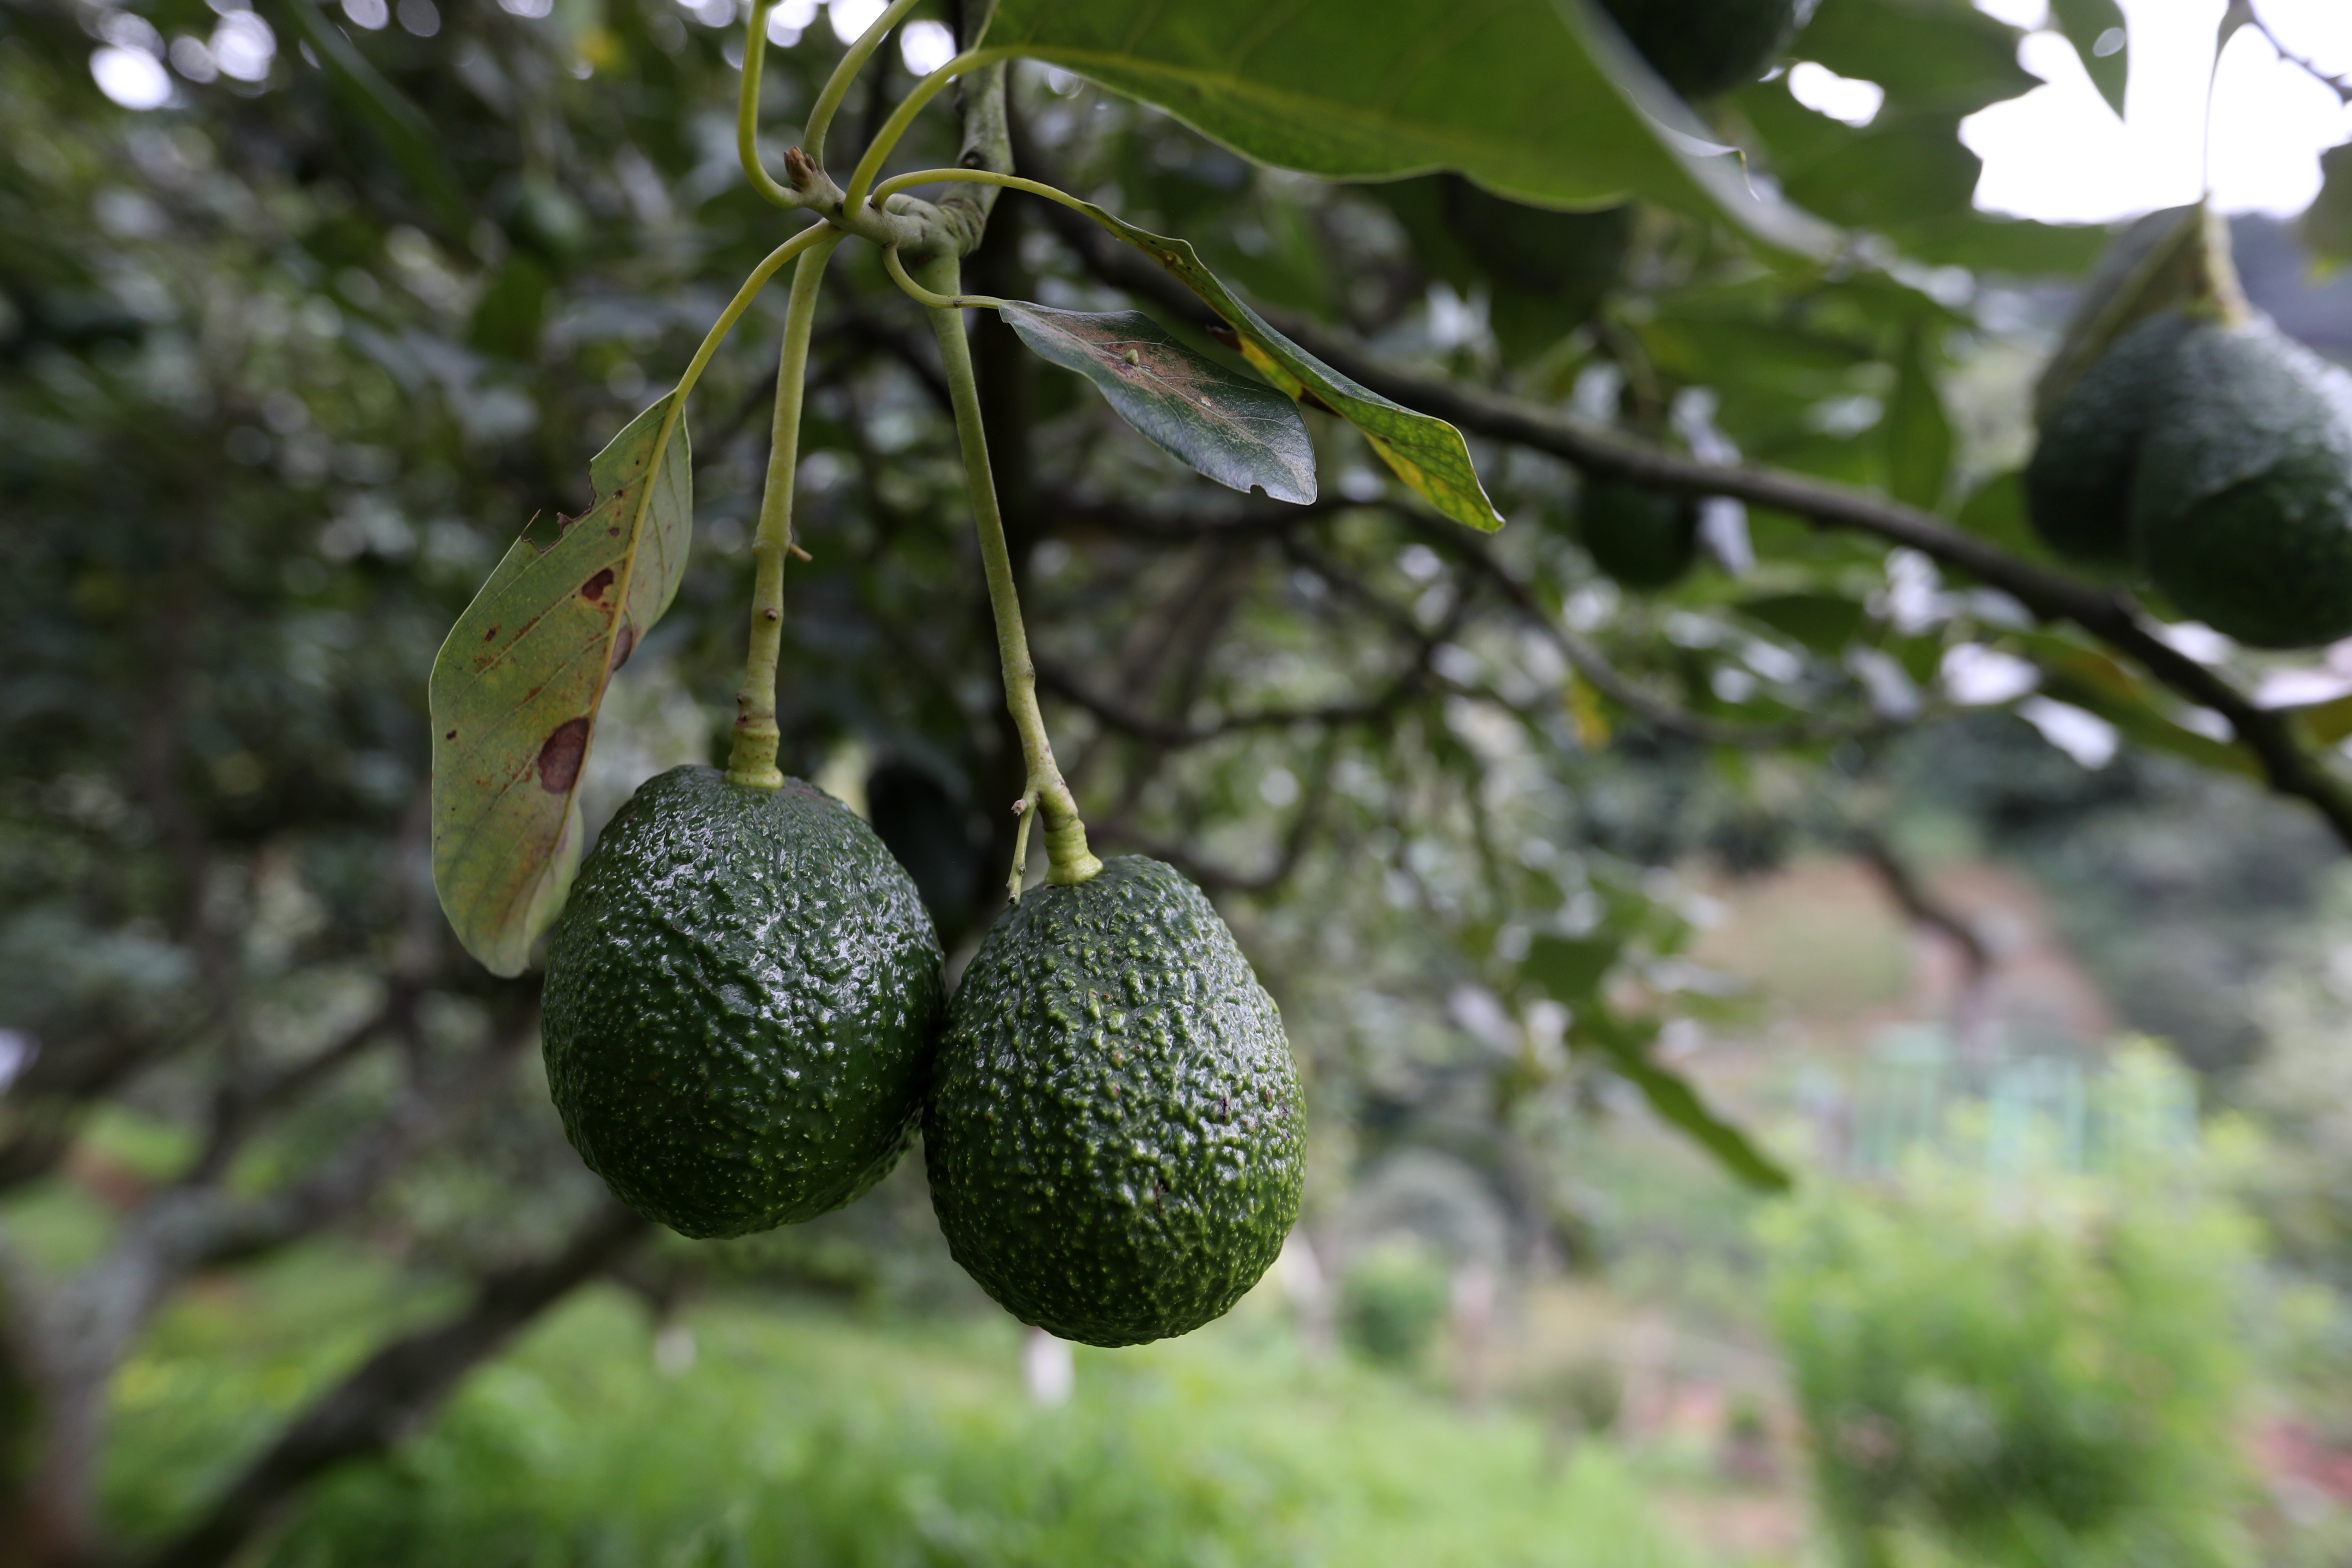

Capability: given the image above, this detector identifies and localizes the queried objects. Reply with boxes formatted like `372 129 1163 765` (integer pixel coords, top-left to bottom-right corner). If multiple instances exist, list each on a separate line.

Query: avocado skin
1575 480 1701 590
1596 0 1810 101
2025 309 2196 569
2135 321 2352 649
923 857 1306 1348
542 766 945 1240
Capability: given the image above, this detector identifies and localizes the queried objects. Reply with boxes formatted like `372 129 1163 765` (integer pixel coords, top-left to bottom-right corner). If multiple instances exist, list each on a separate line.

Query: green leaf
1738 592 1868 654
1577 1008 1790 1191
1884 323 1952 510
1951 469 2055 565
1061 198 1504 530
1521 931 1622 999
1800 0 2040 115
998 303 1316 503
2303 141 2352 273
429 396 694 976
986 0 1838 262
1776 114 1982 232
2005 630 2258 777
2049 0 2129 118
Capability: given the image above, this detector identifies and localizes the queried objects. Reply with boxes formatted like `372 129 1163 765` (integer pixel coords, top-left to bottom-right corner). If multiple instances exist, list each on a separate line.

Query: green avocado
922 857 1307 1348
1595 0 1813 101
2023 309 2195 569
1574 480 1702 590
2134 320 2352 649
542 766 945 1240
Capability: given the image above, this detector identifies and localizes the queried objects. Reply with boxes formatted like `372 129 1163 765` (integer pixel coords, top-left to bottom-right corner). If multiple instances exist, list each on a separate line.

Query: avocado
922 856 1306 1348
542 766 945 1240
2134 319 2352 649
1574 479 1702 590
2024 308 2196 569
1596 0 1813 101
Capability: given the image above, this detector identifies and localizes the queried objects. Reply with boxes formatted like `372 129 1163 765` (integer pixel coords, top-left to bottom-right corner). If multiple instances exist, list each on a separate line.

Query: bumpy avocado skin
1596 0 1810 101
2025 309 2196 569
1575 481 1701 591
923 857 1307 1348
2135 321 2352 650
542 766 945 1240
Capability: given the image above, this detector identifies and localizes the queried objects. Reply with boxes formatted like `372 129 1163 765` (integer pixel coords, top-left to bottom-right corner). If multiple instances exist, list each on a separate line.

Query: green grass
104 1262 1712 1568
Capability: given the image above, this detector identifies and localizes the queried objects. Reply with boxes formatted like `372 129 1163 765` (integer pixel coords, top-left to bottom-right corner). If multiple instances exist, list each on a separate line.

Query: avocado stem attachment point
917 249 1102 887
726 227 844 790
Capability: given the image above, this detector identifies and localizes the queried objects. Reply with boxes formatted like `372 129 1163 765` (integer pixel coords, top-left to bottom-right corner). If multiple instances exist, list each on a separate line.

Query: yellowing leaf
1062 199 1504 530
429 396 693 976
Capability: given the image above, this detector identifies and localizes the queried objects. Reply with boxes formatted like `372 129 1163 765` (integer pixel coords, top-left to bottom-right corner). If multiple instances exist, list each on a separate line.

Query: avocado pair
539 765 1305 1347
2025 311 2352 649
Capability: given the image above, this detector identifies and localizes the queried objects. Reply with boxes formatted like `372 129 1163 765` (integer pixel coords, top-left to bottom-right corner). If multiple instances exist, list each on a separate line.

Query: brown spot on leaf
580 567 616 602
536 717 590 795
483 626 499 641
607 619 635 673
444 729 457 741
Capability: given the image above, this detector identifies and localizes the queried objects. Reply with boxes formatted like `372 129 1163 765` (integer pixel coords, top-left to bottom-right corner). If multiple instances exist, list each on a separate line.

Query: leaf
2295 693 2352 748
1521 931 1622 1000
1577 1008 1790 1190
2006 629 2258 776
2303 141 2352 273
1061 196 1504 530
1884 323 1952 510
986 0 1838 263
429 396 694 976
2049 0 2129 118
1951 469 2054 565
998 303 1316 502
1738 592 1868 654
1799 0 2043 115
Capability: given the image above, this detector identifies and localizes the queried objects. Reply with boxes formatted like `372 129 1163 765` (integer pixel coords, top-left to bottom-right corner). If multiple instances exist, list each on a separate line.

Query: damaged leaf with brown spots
1057 202 1503 531
999 303 1315 504
428 394 693 976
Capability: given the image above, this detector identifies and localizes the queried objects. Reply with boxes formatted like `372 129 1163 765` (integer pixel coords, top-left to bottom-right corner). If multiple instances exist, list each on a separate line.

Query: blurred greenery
1765 1049 2256 1568
108 1271 1706 1568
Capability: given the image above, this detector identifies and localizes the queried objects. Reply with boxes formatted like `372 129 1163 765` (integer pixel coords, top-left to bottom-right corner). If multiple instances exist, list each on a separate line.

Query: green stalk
646 220 833 499
734 0 794 209
726 228 845 789
841 49 1004 215
803 0 925 173
913 249 1101 891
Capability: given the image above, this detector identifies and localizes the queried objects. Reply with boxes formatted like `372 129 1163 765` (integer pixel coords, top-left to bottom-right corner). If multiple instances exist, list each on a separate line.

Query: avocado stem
726 228 844 790
915 249 1103 890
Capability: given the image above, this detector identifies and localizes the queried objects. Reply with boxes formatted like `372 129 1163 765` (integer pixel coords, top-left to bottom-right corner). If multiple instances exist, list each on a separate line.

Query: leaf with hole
999 303 1315 503
429 395 694 977
1056 198 1502 530
2049 0 2128 118
986 0 1835 262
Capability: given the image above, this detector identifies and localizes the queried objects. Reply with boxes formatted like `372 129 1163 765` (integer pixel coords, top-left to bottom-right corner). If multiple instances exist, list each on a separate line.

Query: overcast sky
1954 0 2352 224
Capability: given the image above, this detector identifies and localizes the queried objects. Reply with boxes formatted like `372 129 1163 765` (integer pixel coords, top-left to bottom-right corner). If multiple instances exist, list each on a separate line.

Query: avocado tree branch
140 1200 648 1568
1019 175 2352 852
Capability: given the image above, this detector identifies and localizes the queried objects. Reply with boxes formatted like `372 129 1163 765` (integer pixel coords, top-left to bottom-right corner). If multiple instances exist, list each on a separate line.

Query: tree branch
140 1200 647 1568
1019 157 2352 851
